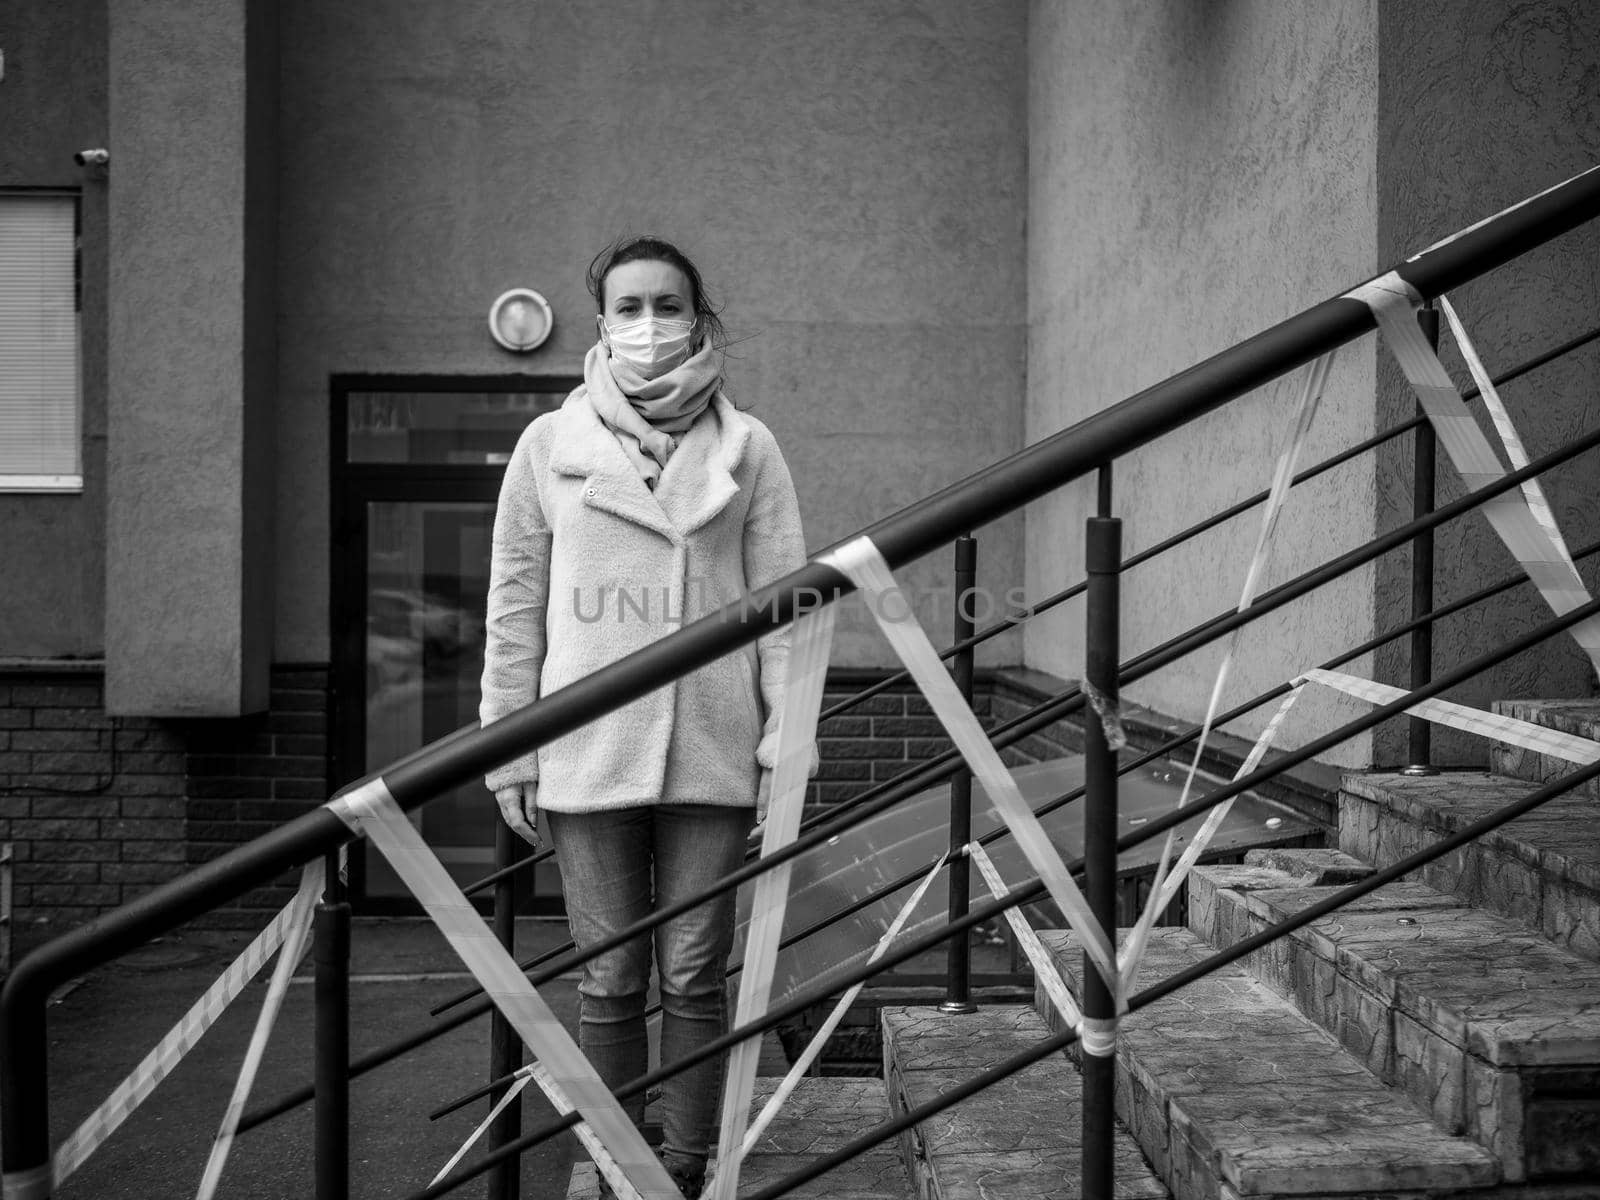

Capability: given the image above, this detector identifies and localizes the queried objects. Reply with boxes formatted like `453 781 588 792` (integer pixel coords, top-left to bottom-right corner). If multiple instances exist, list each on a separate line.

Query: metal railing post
1082 511 1121 1200
1403 302 1442 776
940 534 979 1015
315 851 352 1200
486 820 528 1198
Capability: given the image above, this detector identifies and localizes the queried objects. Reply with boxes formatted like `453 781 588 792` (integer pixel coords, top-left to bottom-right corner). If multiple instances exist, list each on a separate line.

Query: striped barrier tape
1347 274 1600 676
1301 668 1600 764
707 603 836 1200
328 781 678 1200
1439 296 1577 577
967 841 1084 1039
1119 352 1335 998
432 1069 534 1186
732 851 948 1164
196 860 323 1199
820 536 1120 996
49 861 324 1190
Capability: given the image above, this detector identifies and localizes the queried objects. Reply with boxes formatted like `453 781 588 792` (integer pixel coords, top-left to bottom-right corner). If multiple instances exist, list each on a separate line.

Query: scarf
584 336 723 489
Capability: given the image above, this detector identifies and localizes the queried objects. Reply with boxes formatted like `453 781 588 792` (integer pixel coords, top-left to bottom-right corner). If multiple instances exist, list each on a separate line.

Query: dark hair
586 235 728 350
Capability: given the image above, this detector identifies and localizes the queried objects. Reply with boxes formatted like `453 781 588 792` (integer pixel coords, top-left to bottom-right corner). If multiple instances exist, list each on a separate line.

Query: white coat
479 389 808 813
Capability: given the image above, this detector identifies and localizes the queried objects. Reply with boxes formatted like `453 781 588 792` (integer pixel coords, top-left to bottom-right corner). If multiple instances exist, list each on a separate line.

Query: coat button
585 486 597 497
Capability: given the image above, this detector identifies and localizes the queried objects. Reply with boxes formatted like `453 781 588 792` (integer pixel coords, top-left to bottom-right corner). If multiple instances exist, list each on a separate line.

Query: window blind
0 194 81 489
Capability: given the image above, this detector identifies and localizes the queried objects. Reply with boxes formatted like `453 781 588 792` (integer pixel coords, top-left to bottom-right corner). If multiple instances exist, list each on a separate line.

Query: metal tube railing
412 593 1600 1200
5 166 1598 1193
430 527 1600 1127
292 425 1600 1131
452 315 1600 908
743 753 1600 1200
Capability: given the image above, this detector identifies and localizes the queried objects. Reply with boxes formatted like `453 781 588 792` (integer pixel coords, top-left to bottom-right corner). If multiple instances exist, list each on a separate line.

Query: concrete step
1188 853 1600 1183
1489 699 1600 803
1038 925 1500 1199
564 1077 913 1199
879 1003 1167 1200
1337 771 1600 962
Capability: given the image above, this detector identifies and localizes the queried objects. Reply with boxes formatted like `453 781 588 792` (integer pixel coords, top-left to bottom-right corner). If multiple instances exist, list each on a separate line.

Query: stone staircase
568 700 1600 1198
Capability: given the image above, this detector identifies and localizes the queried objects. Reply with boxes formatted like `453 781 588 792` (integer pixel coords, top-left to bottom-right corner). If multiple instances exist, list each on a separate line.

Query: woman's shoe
662 1155 706 1199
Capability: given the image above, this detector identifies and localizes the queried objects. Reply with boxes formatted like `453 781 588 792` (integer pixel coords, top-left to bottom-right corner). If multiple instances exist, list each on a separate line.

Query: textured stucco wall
1372 1 1600 765
1026 1 1380 765
274 0 1028 667
0 0 107 656
105 0 273 714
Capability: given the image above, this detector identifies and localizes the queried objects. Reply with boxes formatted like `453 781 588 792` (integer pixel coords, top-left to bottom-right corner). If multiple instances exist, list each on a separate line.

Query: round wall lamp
488 288 554 353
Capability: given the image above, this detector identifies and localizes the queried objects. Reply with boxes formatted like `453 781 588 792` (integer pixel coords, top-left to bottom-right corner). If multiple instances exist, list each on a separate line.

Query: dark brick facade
0 662 330 942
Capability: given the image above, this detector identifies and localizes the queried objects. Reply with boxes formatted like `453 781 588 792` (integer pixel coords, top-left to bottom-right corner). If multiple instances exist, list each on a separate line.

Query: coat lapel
654 393 750 537
548 393 679 542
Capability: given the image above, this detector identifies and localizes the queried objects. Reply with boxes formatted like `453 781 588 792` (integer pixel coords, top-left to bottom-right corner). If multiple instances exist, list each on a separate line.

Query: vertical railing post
314 850 351 1200
1082 498 1121 1200
486 820 529 1199
940 533 979 1015
1403 302 1441 776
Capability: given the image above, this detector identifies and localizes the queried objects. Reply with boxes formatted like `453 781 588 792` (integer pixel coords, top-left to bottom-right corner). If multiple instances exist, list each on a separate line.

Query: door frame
328 373 578 912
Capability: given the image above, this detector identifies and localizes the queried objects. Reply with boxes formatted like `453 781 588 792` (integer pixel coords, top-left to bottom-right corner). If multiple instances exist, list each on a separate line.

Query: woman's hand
756 769 773 826
495 783 541 848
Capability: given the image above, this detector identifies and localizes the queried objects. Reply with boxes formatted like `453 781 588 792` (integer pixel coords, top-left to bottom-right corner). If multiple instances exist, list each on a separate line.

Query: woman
479 235 809 1198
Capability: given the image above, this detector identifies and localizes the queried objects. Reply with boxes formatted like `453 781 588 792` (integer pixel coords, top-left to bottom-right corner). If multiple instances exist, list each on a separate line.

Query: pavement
17 917 589 1199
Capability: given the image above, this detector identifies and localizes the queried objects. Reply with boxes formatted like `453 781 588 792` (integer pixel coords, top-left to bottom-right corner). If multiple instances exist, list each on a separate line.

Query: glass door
331 376 575 911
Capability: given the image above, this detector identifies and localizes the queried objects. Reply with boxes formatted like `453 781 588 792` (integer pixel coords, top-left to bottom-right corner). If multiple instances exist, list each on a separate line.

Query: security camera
74 148 110 167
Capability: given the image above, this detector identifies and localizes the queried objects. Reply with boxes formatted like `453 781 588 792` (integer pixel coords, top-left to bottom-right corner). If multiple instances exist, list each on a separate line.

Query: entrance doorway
330 374 577 912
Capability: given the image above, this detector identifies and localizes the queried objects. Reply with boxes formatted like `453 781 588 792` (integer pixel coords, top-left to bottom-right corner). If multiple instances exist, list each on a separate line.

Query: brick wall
0 663 331 943
811 670 996 807
184 665 331 927
0 667 187 945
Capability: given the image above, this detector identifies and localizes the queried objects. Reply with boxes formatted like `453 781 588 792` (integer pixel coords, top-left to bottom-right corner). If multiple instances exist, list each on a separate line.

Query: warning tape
328 780 678 1200
1120 353 1334 996
708 603 836 1200
196 860 323 1199
1302 667 1600 764
967 842 1085 1041
1347 274 1600 676
734 851 947 1164
820 536 1119 993
49 861 324 1189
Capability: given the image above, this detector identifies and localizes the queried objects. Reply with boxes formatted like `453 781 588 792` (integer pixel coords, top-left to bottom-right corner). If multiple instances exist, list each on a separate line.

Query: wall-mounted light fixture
488 288 553 353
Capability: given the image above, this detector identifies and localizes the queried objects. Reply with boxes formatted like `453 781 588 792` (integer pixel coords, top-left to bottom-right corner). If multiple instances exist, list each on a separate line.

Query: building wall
1024 0 1381 765
273 0 1030 672
0 0 108 656
1371 1 1600 765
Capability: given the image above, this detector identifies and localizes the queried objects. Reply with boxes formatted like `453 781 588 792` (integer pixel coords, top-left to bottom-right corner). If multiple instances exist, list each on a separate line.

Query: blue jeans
547 804 754 1169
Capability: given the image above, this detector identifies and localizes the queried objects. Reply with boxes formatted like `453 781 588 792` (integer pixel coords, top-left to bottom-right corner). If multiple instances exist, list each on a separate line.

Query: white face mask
601 315 697 379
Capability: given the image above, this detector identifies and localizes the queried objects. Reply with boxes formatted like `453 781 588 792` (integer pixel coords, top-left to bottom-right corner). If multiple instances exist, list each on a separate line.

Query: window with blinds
0 193 82 492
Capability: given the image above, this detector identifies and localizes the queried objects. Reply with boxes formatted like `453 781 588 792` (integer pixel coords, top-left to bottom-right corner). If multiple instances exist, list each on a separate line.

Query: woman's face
599 259 695 330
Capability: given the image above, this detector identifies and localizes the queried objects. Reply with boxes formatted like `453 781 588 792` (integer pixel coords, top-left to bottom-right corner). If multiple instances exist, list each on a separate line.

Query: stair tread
1342 770 1600 892
564 1077 911 1199
882 1004 1168 1199
1041 926 1501 1195
1218 873 1600 1066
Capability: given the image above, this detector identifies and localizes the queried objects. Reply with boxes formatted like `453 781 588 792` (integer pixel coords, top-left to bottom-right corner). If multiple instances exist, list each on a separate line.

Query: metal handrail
5 164 1598 1193
742 755 1600 1200
450 315 1600 906
409 593 1600 1200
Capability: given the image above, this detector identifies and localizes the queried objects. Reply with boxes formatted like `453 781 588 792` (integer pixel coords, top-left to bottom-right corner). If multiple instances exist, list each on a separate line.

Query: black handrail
248 419 1600 1132
408 593 1600 1199
453 316 1600 905
429 527 1600 1125
5 164 1598 1190
741 754 1600 1200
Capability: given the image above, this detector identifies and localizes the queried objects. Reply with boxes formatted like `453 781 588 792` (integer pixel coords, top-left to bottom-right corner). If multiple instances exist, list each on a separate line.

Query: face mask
602 315 697 379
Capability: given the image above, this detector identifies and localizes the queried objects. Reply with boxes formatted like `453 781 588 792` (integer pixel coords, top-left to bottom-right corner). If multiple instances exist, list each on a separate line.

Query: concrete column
105 0 276 715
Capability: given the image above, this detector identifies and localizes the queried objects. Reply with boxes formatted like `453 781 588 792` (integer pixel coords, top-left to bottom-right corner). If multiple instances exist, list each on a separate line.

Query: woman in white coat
479 236 808 1198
